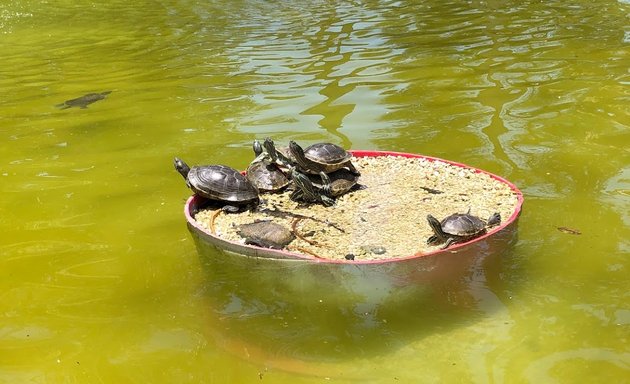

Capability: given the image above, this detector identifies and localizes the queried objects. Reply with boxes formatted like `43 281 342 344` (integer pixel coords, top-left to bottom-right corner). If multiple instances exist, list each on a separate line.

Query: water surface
1 0 629 382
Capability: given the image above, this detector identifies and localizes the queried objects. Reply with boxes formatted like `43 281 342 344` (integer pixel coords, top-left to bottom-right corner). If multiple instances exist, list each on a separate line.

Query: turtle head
288 140 310 169
426 214 447 240
288 140 304 158
173 157 190 180
263 137 278 162
253 140 263 157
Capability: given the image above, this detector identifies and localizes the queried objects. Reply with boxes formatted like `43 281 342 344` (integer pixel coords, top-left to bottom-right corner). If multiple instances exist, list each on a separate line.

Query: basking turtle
260 137 295 170
295 168 361 198
288 141 359 176
289 169 335 207
237 220 295 249
246 140 290 192
174 157 258 212
56 91 112 109
318 169 361 197
426 211 501 249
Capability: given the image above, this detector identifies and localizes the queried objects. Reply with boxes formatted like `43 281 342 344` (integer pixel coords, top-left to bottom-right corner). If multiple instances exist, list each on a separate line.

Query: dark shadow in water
193 222 521 371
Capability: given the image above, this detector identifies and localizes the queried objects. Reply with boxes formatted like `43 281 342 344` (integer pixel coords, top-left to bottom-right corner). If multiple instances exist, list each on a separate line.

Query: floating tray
184 150 523 264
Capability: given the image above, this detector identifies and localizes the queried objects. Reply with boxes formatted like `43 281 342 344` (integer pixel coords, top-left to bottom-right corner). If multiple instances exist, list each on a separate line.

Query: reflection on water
194 227 519 372
1 0 628 382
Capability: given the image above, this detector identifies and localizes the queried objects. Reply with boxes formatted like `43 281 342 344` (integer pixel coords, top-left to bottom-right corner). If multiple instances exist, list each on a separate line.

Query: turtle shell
246 161 289 192
440 213 487 237
304 143 352 167
237 221 295 249
187 164 258 203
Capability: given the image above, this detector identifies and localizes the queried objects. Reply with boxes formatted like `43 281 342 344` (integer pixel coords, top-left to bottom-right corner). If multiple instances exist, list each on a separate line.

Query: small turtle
318 169 361 197
56 91 112 109
289 169 335 207
237 220 295 249
259 137 296 171
246 140 290 192
427 210 501 249
288 141 359 176
174 157 258 212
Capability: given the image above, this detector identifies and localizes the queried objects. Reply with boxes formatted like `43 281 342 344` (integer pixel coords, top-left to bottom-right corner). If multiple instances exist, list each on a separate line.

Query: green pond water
1 0 629 382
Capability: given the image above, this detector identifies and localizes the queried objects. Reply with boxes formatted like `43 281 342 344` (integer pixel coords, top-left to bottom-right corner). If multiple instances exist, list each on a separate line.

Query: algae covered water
1 0 628 382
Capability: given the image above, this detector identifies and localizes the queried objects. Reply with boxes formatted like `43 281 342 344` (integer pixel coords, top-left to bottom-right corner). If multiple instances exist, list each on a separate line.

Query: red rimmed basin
185 150 523 264
186 150 523 365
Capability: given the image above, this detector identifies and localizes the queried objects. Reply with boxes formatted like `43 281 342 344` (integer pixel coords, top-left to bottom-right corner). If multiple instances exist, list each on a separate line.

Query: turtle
289 168 335 207
259 137 296 171
174 157 258 212
296 168 361 199
288 140 359 176
426 210 501 249
236 220 295 249
56 91 112 109
317 169 361 198
246 140 290 192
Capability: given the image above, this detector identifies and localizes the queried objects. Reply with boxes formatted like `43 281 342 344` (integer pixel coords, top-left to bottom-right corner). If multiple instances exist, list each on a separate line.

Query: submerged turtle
246 140 290 192
288 141 359 176
56 91 112 109
427 210 501 249
174 157 258 212
237 220 295 249
289 169 335 207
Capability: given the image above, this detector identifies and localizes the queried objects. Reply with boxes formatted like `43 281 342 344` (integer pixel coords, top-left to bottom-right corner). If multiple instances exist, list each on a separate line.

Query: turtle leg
441 237 457 249
320 172 333 197
290 189 304 202
320 194 335 207
345 160 360 176
221 205 240 213
426 235 440 245
487 212 501 227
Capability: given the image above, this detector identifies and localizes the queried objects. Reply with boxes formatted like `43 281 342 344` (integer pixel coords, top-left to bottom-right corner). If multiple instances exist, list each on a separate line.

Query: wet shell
441 213 487 236
304 143 353 168
188 164 258 203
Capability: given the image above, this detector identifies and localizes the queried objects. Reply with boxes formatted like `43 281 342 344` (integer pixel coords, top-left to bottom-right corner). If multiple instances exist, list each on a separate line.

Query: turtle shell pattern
187 164 258 203
246 161 289 192
303 143 352 170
